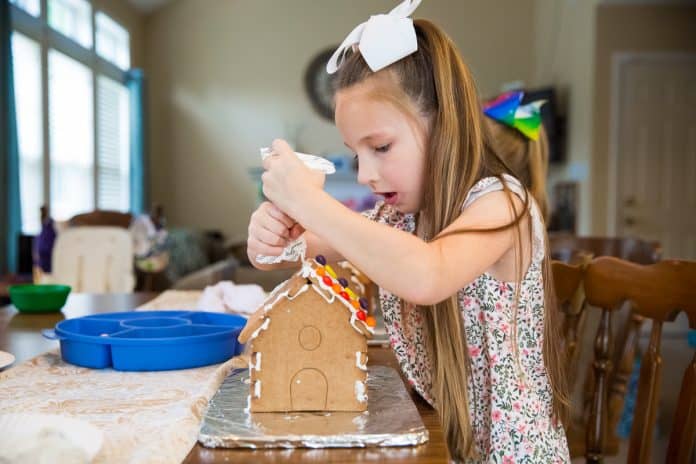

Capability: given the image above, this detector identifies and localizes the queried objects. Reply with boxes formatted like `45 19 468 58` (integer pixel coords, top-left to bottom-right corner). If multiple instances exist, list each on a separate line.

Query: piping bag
255 147 335 264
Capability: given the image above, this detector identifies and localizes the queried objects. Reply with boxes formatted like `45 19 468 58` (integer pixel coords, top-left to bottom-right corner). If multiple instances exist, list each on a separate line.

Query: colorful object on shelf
483 90 545 141
9 284 71 313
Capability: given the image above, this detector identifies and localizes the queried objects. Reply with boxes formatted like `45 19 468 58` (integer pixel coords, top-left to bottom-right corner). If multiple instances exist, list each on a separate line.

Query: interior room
1 0 694 462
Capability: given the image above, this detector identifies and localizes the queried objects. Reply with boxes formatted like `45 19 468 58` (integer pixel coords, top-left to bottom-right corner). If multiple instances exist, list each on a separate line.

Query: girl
247 10 569 464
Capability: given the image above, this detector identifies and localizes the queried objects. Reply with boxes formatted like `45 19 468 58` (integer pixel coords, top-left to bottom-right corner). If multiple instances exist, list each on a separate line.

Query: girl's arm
261 139 522 304
293 189 520 305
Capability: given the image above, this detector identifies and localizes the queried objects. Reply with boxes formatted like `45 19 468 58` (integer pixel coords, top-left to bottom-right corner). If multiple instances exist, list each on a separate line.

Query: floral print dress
363 175 570 463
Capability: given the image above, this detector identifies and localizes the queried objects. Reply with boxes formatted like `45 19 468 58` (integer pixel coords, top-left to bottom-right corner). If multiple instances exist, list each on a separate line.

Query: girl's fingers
289 223 305 240
251 224 287 247
248 236 285 257
264 202 295 229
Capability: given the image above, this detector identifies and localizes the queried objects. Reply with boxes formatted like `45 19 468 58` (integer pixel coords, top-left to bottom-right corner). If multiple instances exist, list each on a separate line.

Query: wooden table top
0 293 448 463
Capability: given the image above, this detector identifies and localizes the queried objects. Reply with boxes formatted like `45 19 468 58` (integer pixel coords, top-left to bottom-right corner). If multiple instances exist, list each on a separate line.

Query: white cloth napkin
197 281 267 317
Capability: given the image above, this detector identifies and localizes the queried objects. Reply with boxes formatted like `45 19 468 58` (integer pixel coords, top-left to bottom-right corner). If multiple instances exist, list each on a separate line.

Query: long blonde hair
485 118 550 221
335 19 568 462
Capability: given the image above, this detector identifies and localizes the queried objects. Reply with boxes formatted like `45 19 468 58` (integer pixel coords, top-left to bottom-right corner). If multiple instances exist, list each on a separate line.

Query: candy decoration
359 298 369 310
316 267 326 277
332 283 342 293
325 265 337 279
338 277 349 288
322 276 333 287
340 291 350 301
346 288 357 299
356 310 367 321
351 300 360 309
366 316 376 327
315 255 327 265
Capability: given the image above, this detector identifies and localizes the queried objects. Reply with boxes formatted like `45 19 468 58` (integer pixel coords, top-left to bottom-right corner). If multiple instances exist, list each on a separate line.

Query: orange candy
316 268 326 277
332 283 342 293
351 300 360 309
366 316 376 327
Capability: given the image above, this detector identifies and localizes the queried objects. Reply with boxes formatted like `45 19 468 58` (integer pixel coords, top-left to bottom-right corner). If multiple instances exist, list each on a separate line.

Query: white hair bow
326 0 422 75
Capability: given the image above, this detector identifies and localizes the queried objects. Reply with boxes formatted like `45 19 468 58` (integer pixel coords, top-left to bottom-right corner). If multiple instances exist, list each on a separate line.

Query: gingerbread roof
238 256 375 344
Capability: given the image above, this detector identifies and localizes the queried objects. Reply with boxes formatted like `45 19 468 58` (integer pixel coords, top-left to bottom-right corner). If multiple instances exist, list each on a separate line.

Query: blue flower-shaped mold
46 311 246 371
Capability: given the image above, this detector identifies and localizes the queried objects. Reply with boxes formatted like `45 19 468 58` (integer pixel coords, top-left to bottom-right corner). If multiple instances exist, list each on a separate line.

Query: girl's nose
356 156 378 186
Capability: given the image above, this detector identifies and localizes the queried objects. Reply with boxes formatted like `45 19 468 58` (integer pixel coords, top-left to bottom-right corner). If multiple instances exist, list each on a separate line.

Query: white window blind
9 0 40 17
96 12 130 70
11 32 43 234
49 49 94 221
48 0 92 49
97 76 130 212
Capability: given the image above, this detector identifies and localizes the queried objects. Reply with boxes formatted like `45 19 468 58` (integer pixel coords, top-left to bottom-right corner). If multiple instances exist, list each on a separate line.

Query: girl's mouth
380 192 398 205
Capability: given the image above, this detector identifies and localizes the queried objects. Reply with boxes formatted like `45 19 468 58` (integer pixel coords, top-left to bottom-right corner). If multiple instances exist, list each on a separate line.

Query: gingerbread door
290 368 328 410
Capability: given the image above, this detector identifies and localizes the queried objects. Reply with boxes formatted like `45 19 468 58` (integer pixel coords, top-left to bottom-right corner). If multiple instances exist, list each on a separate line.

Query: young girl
247 7 569 463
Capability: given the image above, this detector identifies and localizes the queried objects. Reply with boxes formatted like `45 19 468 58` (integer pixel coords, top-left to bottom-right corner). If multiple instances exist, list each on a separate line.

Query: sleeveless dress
363 175 570 463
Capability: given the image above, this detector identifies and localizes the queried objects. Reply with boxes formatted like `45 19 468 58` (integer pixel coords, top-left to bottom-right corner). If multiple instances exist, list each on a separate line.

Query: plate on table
0 350 14 370
0 413 103 462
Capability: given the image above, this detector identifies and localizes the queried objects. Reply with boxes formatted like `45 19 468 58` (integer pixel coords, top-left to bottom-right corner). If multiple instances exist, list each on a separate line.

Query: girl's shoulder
462 174 526 211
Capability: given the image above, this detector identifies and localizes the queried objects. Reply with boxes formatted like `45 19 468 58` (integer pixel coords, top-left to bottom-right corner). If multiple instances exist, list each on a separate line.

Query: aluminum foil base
198 365 429 449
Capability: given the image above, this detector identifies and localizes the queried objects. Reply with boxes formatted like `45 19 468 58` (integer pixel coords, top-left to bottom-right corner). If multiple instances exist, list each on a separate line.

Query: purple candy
315 255 327 265
338 277 349 288
359 297 368 310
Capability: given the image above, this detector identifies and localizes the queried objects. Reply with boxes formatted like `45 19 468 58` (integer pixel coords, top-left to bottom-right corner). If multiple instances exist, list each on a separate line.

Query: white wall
532 0 600 234
144 0 536 241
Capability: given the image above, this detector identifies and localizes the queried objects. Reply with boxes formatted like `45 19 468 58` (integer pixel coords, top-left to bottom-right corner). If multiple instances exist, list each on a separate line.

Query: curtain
0 0 23 274
126 68 148 216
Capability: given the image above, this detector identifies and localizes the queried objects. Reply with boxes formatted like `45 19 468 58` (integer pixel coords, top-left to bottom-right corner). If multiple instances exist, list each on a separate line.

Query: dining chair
582 256 696 463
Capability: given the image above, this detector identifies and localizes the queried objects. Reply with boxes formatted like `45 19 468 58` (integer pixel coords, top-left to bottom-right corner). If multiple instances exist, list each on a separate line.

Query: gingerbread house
237 255 375 412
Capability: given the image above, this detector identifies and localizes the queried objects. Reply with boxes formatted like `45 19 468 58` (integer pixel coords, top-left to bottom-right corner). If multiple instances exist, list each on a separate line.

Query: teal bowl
9 284 72 313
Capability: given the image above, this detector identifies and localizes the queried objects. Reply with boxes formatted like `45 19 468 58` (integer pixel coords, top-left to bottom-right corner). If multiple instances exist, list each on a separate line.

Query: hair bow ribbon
326 0 422 75
483 91 546 141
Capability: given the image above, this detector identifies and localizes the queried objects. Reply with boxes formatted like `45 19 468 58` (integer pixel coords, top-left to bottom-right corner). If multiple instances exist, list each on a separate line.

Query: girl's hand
247 201 305 261
261 139 325 218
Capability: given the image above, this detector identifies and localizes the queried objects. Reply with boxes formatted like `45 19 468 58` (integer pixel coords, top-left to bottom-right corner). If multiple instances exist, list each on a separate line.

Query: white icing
355 352 368 371
338 260 364 278
254 380 261 398
249 317 270 341
301 261 374 336
249 352 262 371
350 276 366 295
355 379 367 403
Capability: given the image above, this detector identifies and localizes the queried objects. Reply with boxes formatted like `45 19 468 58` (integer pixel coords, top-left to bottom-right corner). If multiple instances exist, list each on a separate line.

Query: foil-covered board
198 365 429 449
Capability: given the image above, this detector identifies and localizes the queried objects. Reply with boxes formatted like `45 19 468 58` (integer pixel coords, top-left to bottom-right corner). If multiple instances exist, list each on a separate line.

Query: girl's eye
375 143 391 153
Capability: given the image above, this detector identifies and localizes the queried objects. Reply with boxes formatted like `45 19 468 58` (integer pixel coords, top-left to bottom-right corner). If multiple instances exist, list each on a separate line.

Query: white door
611 53 696 259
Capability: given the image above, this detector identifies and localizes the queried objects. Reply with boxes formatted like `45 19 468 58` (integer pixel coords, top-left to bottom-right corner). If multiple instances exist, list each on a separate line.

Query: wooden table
0 293 448 463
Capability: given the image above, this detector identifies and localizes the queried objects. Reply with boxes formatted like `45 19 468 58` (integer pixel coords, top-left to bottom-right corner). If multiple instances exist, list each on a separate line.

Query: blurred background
1 1 695 462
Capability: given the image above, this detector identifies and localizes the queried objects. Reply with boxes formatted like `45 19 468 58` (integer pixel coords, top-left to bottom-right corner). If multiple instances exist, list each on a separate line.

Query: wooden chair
68 210 133 228
549 235 663 456
583 256 696 463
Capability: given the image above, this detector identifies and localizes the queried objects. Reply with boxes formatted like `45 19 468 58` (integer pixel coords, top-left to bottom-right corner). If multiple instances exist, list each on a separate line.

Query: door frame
606 52 696 235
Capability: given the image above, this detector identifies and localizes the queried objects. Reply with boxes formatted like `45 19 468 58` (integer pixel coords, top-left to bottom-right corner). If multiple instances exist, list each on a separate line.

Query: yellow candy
325 265 337 279
346 288 357 299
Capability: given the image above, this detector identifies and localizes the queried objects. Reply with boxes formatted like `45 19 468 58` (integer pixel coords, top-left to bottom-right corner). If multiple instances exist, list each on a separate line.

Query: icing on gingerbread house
237 255 375 412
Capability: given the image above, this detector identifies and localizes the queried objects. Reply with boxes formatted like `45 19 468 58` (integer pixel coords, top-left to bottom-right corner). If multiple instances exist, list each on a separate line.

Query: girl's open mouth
381 192 398 205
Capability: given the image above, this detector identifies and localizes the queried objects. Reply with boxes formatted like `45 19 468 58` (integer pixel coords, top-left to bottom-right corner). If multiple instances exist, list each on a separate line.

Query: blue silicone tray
43 311 246 371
